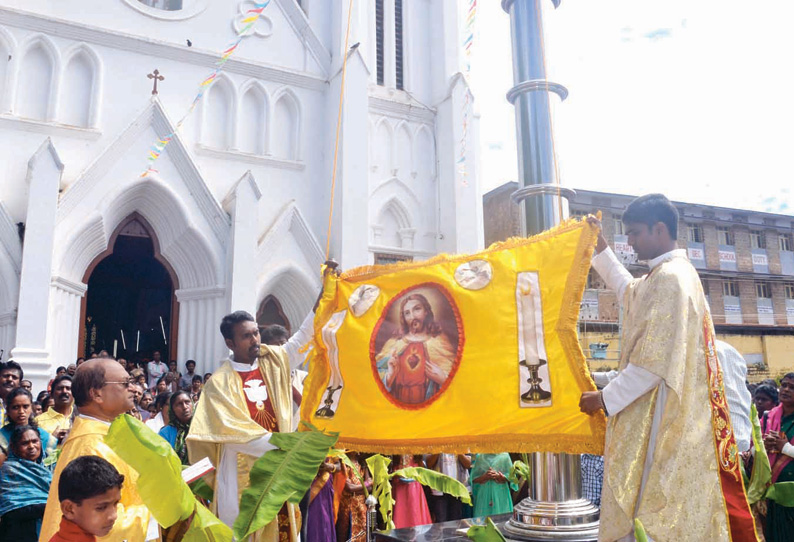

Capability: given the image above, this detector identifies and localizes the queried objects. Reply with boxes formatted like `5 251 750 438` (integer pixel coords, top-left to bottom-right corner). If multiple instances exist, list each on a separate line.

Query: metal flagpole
500 0 599 540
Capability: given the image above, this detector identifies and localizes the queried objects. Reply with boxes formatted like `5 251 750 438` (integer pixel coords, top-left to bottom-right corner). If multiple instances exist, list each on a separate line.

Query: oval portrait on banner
370 283 464 409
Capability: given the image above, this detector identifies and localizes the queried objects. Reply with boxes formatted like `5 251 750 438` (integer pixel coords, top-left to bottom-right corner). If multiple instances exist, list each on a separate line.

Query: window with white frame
750 230 766 249
717 226 734 246
785 283 794 299
755 282 771 299
687 224 704 243
781 233 793 252
722 280 739 297
613 215 624 235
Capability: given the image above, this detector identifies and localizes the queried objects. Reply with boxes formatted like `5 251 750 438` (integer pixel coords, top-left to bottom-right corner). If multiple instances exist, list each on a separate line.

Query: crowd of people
0 194 791 542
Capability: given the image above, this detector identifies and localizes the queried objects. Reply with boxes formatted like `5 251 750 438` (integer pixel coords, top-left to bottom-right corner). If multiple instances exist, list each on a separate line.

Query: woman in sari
0 425 53 541
762 373 794 541
0 388 56 467
336 451 372 541
158 390 193 465
471 453 516 518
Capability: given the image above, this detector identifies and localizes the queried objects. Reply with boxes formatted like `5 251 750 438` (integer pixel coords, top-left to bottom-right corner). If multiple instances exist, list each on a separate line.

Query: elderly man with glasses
39 358 161 542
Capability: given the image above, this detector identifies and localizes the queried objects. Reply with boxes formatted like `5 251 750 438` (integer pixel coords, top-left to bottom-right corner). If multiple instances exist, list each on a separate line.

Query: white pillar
223 171 262 317
11 139 63 390
0 311 16 360
175 286 227 376
48 277 86 371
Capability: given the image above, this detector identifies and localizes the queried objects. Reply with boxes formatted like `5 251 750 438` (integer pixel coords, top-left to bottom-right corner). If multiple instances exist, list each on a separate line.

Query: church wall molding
0 201 21 272
257 200 325 273
0 114 102 139
368 95 436 124
270 86 302 161
194 145 307 170
272 0 331 76
58 99 230 246
255 261 318 331
0 26 18 113
0 7 327 91
50 276 87 297
175 285 226 302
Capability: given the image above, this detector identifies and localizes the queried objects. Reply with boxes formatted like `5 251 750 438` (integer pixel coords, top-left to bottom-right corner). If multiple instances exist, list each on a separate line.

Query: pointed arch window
238 85 267 155
203 78 234 150
16 42 55 121
61 49 97 128
272 92 300 160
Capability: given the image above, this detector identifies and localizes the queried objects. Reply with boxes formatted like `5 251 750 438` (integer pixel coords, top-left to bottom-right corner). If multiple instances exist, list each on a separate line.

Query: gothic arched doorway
256 295 291 335
79 214 179 362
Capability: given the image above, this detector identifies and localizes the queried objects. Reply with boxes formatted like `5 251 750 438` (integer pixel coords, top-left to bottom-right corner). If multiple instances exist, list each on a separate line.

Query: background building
484 184 794 381
0 0 482 389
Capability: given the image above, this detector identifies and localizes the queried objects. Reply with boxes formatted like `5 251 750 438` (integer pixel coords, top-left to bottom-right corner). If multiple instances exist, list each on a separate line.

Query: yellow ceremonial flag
301 218 606 454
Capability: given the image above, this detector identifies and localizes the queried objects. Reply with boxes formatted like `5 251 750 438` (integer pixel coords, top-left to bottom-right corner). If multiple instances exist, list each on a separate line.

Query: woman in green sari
762 373 794 540
471 453 516 518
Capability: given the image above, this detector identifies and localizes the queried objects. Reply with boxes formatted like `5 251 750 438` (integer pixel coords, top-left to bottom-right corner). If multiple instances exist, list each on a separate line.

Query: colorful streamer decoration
457 0 477 187
143 1 271 175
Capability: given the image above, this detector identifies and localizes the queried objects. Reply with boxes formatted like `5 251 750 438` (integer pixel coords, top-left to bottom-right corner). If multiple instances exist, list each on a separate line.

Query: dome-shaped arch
237 80 269 155
271 87 301 160
201 73 237 150
59 43 103 128
13 34 60 121
57 176 221 290
256 262 318 331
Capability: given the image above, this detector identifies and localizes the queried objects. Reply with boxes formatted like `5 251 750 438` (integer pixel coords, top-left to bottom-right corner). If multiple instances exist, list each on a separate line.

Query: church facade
0 0 482 389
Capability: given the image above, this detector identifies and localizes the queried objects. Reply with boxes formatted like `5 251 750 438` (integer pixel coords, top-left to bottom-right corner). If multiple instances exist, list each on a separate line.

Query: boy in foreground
49 456 124 541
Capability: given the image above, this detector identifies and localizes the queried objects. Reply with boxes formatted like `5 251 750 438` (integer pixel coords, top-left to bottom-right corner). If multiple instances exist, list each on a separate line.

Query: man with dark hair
579 197 756 541
188 263 337 535
52 455 125 541
179 359 197 391
40 358 157 542
37 375 74 442
0 361 23 426
260 325 289 346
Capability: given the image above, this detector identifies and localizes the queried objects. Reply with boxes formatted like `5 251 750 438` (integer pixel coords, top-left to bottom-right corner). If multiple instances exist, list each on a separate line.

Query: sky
468 0 794 215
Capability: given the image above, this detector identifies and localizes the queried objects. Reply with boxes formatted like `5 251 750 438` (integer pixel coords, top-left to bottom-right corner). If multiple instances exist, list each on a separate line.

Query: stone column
11 139 63 390
48 277 86 370
224 171 262 317
175 286 227 375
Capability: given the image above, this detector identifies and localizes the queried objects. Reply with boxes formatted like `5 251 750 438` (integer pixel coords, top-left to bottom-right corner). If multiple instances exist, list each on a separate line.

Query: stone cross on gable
147 69 165 95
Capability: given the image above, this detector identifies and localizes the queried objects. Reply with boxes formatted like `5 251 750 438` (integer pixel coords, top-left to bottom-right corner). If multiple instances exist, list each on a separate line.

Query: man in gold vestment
40 359 156 542
187 299 319 541
580 194 757 542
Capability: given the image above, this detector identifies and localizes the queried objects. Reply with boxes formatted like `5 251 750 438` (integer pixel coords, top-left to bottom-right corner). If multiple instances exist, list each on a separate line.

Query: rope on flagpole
324 0 356 260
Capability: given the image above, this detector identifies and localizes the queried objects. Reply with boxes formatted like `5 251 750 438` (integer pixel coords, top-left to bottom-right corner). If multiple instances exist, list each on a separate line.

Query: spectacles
104 378 135 387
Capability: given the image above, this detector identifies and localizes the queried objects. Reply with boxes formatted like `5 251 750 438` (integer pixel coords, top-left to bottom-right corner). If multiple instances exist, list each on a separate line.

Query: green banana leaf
233 423 339 541
466 517 507 542
105 414 195 526
766 482 794 507
104 414 233 542
633 518 649 542
392 466 471 505
508 460 530 486
327 448 369 498
188 473 214 502
366 454 396 529
747 404 772 504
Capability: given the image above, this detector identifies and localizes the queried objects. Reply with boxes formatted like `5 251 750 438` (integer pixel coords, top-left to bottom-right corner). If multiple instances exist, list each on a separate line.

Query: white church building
0 0 482 389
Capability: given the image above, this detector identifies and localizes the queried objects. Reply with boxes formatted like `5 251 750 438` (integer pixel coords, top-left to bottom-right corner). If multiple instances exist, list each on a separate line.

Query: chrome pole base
502 452 599 541
503 498 599 541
